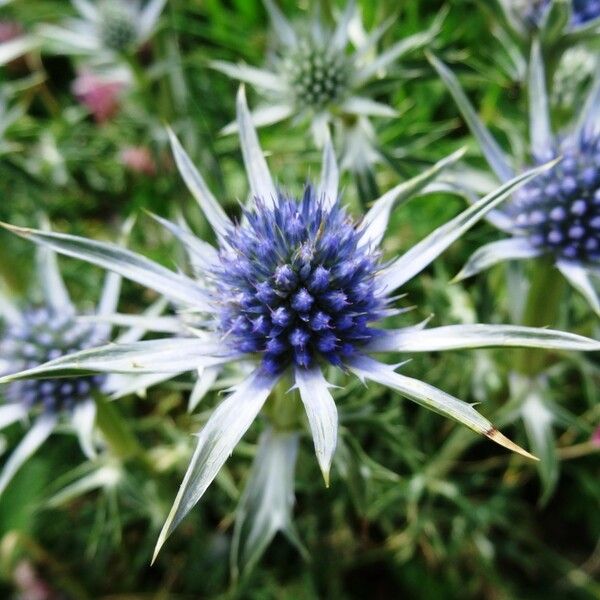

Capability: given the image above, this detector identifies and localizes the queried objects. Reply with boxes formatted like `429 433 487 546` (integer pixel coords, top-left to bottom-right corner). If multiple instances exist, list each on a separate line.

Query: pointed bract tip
450 270 467 284
487 428 539 461
321 465 331 488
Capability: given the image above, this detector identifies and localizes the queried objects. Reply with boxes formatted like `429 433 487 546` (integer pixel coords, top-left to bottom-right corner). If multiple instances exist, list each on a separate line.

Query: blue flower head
522 0 600 27
2 305 107 414
571 0 600 24
431 45 600 314
215 187 384 374
511 128 600 262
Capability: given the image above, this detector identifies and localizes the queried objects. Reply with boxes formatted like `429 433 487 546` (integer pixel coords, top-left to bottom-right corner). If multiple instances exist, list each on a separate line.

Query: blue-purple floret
511 128 600 262
214 186 385 374
572 0 600 24
1 306 107 413
525 0 600 26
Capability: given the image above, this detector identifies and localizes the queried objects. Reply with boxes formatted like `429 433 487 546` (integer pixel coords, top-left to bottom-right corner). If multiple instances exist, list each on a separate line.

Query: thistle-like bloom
500 0 600 35
0 242 123 495
2 88 599 561
430 43 600 313
37 0 166 60
212 0 440 171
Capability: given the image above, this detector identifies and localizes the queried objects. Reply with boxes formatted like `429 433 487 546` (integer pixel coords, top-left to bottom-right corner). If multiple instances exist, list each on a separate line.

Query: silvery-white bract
430 42 600 315
212 0 442 172
37 0 166 60
2 88 599 561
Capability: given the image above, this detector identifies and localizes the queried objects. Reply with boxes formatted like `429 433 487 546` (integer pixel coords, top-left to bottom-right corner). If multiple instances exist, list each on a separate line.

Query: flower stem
94 393 143 461
262 375 303 432
514 257 565 376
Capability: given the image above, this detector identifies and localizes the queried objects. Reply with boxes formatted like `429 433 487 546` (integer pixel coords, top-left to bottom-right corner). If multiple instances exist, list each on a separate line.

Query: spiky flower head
430 43 600 313
511 129 600 262
98 0 138 52
282 39 350 110
37 0 166 60
215 188 383 374
2 306 107 414
211 1 440 171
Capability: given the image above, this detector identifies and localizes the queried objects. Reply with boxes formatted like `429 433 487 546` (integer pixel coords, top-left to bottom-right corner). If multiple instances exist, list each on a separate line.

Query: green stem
94 394 143 462
515 258 565 375
262 375 304 432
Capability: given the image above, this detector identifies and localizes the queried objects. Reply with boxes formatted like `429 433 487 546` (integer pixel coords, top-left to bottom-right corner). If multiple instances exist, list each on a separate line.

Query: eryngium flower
2 306 106 413
430 42 600 314
211 0 441 171
216 189 384 374
37 0 165 60
511 129 600 262
504 0 600 31
521 0 600 26
0 242 124 496
3 88 599 561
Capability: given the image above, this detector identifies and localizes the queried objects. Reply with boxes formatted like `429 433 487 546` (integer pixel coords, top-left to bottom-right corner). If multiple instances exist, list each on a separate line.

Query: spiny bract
214 186 384 374
1 306 106 413
511 129 600 262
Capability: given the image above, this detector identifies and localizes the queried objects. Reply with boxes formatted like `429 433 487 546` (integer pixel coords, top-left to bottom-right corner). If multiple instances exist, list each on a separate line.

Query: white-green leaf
341 96 398 118
428 52 514 182
0 338 235 381
366 324 600 353
557 260 600 316
528 39 553 158
355 29 435 85
149 214 218 273
262 0 297 46
519 381 558 503
236 86 277 208
139 0 167 40
36 245 72 312
361 147 466 248
317 135 339 210
0 36 37 66
167 129 231 239
0 403 27 431
221 104 293 136
71 398 97 459
188 365 221 412
0 223 212 310
348 356 536 459
231 427 304 579
0 414 56 496
210 60 286 93
377 161 557 293
152 368 279 562
295 365 338 486
453 237 541 282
